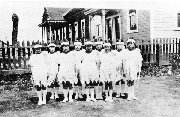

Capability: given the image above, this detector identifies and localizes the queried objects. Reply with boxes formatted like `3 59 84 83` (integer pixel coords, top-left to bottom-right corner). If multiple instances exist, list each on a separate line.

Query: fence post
148 40 151 63
7 41 11 70
156 38 159 65
2 42 5 70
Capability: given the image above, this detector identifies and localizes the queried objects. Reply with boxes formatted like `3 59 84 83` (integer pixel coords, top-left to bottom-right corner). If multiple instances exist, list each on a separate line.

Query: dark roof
45 7 71 21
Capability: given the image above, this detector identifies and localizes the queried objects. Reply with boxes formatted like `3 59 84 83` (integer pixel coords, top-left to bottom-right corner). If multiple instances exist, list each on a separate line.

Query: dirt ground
0 76 180 117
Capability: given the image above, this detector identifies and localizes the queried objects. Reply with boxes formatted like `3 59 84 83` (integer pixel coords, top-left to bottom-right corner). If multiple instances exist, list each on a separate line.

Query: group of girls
28 38 142 105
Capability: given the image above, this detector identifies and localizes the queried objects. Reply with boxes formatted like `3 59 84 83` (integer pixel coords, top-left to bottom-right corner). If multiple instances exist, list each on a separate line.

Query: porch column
43 27 46 44
112 17 116 45
58 29 60 41
89 15 92 39
45 26 48 44
49 25 52 43
62 27 64 40
42 27 44 43
102 9 106 42
54 30 56 41
105 20 108 40
118 15 122 40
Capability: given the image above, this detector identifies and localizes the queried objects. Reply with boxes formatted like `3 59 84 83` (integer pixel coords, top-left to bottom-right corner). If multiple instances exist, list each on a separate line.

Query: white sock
90 88 95 100
98 86 103 99
109 90 113 99
69 90 73 102
131 85 137 99
42 90 47 104
62 89 68 102
105 90 109 101
86 88 90 101
37 91 42 105
95 86 99 99
109 90 113 102
50 88 54 99
127 86 132 100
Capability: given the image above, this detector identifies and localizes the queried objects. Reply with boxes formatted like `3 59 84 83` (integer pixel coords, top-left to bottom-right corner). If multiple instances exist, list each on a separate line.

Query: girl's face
75 45 81 51
86 45 92 52
63 45 70 53
104 45 111 52
35 48 41 54
127 42 135 50
96 44 102 51
116 44 124 50
49 46 55 53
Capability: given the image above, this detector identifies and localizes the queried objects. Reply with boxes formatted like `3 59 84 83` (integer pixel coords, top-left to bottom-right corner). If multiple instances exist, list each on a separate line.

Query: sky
0 0 180 45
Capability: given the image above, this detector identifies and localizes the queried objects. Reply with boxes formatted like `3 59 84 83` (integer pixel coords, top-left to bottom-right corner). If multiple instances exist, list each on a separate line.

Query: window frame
175 11 180 30
127 9 138 33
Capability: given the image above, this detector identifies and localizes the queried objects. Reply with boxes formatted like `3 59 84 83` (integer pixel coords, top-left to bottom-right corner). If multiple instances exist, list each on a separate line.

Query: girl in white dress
73 41 84 100
123 38 143 101
28 44 48 105
79 40 99 102
114 41 126 98
99 42 116 102
94 40 103 100
46 43 59 100
57 41 76 102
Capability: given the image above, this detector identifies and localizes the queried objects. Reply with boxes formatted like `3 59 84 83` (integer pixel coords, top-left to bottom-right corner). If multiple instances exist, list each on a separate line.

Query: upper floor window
176 12 180 29
177 13 180 27
127 9 138 33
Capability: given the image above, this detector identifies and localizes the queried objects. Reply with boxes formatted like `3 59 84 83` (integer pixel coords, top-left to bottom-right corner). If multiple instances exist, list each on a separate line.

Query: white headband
48 43 56 47
127 39 135 43
34 45 42 48
103 43 111 46
116 42 124 45
95 42 103 45
61 42 69 45
74 42 82 46
85 41 93 45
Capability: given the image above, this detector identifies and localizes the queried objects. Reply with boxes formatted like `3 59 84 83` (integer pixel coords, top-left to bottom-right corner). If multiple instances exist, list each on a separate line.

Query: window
127 9 138 33
81 19 85 38
74 22 78 40
177 13 180 27
175 12 180 30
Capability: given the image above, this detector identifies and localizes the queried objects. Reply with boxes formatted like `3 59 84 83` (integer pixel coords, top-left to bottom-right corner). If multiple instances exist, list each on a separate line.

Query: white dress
46 52 59 85
73 49 85 78
57 52 76 84
123 49 143 80
80 50 99 85
114 49 125 81
94 50 101 72
28 53 48 86
99 50 116 82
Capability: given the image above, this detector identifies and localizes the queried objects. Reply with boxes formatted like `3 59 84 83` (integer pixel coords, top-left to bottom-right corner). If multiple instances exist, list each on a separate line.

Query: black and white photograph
0 0 180 116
